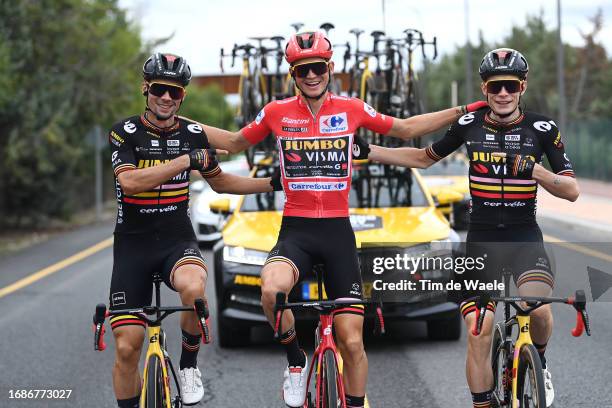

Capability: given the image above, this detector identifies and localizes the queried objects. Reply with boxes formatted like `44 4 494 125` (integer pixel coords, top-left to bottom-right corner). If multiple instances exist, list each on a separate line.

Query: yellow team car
420 152 470 230
211 162 464 347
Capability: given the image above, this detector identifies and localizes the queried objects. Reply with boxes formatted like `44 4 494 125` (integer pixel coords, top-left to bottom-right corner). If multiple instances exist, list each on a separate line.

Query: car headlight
223 246 267 266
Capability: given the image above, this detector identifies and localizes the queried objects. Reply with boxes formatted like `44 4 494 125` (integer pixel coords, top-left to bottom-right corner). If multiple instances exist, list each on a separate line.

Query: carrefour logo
319 113 348 134
288 182 347 191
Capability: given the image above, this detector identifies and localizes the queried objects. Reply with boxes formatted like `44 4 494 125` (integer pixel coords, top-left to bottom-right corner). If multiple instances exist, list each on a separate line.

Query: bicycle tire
322 350 339 408
491 322 511 407
516 344 546 408
144 354 165 408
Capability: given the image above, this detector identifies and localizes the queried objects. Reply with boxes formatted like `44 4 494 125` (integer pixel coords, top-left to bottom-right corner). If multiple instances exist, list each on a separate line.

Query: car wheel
426 309 461 341
217 315 251 348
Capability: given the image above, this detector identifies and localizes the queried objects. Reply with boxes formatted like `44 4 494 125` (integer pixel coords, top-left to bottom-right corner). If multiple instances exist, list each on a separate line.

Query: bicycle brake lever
93 303 107 351
472 294 490 336
194 298 212 344
273 292 285 341
570 290 591 337
375 303 385 335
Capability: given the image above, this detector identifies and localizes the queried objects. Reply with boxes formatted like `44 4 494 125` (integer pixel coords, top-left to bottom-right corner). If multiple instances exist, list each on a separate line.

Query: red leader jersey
241 93 393 218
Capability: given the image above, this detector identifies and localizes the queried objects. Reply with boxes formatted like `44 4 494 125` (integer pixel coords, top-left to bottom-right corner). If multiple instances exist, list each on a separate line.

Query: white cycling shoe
543 366 555 407
283 355 308 407
179 366 204 405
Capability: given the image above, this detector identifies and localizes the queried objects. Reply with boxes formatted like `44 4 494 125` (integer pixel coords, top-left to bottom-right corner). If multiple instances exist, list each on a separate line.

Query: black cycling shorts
265 217 363 315
108 233 206 329
456 223 554 311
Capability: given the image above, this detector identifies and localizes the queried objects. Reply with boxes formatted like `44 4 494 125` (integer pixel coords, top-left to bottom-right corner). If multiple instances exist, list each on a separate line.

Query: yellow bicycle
471 271 590 407
93 273 211 408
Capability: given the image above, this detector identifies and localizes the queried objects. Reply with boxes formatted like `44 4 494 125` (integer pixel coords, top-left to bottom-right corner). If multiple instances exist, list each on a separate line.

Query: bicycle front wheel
516 344 546 408
144 354 166 408
321 350 340 408
491 323 510 407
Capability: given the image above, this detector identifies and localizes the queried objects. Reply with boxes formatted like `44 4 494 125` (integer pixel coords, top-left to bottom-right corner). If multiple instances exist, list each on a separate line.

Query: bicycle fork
305 314 347 408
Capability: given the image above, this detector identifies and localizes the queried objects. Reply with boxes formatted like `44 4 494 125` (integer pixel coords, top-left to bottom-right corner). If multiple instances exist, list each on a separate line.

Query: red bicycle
273 269 384 408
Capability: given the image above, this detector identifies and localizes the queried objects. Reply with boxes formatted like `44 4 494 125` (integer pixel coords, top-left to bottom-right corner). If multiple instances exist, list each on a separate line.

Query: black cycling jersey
109 114 220 236
426 109 575 227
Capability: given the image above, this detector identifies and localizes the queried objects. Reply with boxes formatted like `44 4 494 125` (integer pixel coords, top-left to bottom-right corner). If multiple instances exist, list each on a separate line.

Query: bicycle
273 267 385 408
471 269 591 408
92 272 211 408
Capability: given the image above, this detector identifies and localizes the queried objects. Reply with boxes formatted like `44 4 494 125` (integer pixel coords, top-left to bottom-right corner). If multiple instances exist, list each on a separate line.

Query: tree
0 0 146 226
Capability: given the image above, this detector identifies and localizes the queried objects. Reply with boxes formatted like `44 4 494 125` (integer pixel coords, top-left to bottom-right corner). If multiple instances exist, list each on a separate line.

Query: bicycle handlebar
92 298 212 351
470 290 591 338
272 291 385 340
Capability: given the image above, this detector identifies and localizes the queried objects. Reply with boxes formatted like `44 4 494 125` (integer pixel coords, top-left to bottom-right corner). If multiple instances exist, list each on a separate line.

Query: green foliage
0 0 146 226
179 84 236 130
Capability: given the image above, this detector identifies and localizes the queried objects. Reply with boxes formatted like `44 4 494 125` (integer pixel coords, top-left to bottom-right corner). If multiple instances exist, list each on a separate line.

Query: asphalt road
0 218 610 407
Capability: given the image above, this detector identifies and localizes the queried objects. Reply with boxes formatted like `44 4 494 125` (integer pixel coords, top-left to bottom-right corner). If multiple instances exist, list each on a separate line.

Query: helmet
479 48 529 81
285 31 333 64
143 53 192 87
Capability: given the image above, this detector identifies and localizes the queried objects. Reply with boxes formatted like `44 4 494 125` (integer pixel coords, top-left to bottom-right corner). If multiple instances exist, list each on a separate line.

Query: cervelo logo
320 112 348 133
281 117 310 125
458 113 475 125
288 182 347 191
123 121 137 134
187 123 202 133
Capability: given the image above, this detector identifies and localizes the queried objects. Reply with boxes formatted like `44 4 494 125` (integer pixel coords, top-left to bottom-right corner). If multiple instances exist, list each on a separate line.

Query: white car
190 157 250 245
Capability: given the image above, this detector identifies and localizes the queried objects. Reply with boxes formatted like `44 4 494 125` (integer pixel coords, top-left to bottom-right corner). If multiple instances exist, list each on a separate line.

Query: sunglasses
148 82 185 100
291 61 329 78
485 80 522 94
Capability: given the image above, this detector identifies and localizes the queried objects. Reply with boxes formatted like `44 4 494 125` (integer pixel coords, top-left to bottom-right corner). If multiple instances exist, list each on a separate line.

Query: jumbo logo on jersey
280 135 351 179
319 113 348 133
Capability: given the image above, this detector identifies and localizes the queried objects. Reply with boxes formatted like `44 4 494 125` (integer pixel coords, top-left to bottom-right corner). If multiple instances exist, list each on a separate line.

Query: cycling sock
471 389 493 408
345 394 365 408
533 341 547 368
280 327 305 367
117 395 140 408
180 329 201 369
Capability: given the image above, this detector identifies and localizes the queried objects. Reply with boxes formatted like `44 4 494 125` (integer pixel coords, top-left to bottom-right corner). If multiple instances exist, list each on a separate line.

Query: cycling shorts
457 223 554 315
265 216 364 316
108 233 206 329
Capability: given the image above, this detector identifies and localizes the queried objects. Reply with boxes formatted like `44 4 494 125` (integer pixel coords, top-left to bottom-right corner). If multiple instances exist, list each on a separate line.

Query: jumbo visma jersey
109 115 220 235
426 109 575 227
241 94 393 218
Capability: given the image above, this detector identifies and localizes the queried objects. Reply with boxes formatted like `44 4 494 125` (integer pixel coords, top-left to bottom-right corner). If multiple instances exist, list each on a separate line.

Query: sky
118 0 612 75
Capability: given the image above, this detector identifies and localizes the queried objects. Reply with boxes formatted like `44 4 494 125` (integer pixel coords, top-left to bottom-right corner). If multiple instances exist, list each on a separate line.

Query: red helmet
285 31 333 64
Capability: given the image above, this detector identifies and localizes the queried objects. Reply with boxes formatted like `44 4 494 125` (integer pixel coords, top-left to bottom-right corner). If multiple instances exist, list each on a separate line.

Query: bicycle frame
472 270 590 408
141 324 173 407
93 278 210 408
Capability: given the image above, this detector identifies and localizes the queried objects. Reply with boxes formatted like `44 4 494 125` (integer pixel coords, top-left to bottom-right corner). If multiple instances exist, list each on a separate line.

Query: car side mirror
209 198 232 215
434 189 464 207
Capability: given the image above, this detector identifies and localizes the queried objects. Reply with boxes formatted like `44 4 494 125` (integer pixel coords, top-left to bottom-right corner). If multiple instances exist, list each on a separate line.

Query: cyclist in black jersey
355 48 579 408
109 53 276 408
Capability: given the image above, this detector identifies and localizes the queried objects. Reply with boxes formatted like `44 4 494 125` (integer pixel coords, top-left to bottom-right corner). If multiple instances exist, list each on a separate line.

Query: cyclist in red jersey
198 32 487 407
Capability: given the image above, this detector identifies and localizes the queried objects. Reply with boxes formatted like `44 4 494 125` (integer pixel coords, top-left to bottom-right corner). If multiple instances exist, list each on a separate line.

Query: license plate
301 282 328 300
301 282 373 300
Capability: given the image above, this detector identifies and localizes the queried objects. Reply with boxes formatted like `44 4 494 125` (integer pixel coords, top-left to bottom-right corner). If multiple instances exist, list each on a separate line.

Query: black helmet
479 48 529 81
143 53 192 87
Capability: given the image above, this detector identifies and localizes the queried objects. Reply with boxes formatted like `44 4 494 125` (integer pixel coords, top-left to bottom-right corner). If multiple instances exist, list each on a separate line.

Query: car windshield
420 158 468 176
240 163 429 212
